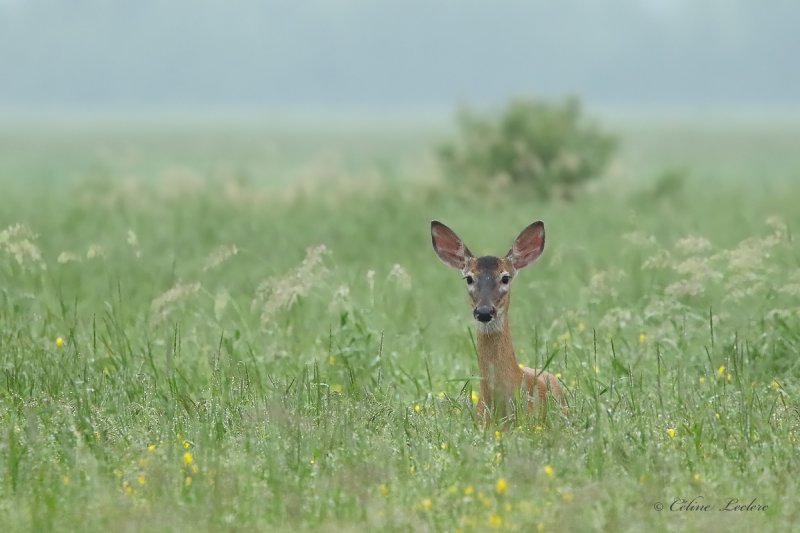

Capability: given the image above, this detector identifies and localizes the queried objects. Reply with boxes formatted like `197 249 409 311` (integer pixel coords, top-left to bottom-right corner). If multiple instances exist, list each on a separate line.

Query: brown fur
431 220 566 423
470 256 565 419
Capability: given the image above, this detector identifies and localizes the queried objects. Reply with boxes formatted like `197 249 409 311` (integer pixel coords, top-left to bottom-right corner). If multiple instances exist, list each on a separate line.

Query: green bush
438 97 617 198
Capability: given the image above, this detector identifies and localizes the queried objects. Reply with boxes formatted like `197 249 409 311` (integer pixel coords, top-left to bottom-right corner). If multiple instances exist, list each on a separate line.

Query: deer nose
473 305 496 323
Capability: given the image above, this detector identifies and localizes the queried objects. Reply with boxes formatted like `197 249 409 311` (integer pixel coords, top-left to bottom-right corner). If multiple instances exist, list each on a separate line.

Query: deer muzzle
473 305 496 323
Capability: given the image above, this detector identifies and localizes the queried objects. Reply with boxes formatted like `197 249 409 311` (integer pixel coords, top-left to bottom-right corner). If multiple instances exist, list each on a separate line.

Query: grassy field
1 113 800 532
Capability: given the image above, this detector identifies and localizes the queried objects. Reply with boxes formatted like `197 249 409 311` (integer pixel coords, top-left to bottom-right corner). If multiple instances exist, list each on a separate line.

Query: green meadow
1 113 799 532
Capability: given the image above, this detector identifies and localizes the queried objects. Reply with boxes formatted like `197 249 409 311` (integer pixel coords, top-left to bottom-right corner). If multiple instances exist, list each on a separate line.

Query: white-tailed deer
431 220 565 421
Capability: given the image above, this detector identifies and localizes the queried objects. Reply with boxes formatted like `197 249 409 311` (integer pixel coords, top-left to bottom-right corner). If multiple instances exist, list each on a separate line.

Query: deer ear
431 221 473 270
506 221 545 270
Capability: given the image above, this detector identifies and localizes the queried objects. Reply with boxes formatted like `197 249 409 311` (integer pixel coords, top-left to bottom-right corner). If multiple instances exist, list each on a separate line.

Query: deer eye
501 274 511 284
465 275 474 285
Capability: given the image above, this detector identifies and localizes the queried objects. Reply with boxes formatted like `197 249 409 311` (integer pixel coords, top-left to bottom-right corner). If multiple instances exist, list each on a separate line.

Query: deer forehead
466 256 511 277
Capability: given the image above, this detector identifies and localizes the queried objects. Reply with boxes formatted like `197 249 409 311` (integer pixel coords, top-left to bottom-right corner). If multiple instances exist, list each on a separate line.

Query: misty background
1 0 799 114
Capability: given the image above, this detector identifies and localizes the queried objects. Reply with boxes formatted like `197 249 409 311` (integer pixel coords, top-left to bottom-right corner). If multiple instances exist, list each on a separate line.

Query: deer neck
475 314 523 410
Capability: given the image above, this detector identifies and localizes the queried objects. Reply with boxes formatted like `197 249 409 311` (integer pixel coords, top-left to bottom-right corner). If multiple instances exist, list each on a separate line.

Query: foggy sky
1 0 798 110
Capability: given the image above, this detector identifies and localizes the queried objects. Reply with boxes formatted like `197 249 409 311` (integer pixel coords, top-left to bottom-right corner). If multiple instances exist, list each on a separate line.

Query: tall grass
1 119 799 532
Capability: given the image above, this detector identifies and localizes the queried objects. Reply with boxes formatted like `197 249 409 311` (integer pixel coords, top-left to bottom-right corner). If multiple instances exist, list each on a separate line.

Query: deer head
431 220 545 332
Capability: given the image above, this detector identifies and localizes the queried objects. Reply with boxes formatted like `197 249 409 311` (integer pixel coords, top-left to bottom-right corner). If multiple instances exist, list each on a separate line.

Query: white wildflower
366 269 376 305
765 216 788 239
622 231 657 248
127 230 139 247
765 308 793 321
673 257 722 284
779 283 800 297
127 230 141 258
583 269 625 303
86 244 106 260
203 244 238 272
642 249 671 270
58 252 81 264
253 244 330 324
674 235 712 255
725 240 761 271
150 282 202 325
387 264 412 290
329 285 352 313
214 289 230 320
642 296 685 323
664 279 705 298
0 224 46 271
598 307 635 332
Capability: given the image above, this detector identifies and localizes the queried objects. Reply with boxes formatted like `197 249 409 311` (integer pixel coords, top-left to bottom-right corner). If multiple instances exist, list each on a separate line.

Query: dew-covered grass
1 116 799 532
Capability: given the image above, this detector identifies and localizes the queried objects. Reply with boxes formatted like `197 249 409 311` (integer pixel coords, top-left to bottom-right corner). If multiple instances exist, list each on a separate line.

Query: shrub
438 96 617 198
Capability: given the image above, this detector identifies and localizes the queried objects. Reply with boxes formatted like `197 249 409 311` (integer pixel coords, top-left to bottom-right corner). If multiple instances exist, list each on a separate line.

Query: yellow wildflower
55 337 64 347
471 390 479 403
543 464 553 477
639 332 647 344
489 513 502 528
379 484 389 496
420 498 432 510
495 478 507 494
717 365 726 375
667 428 676 438
464 484 474 496
495 430 501 439
182 440 191 449
699 376 705 384
183 452 193 464
137 474 146 486
147 443 156 452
